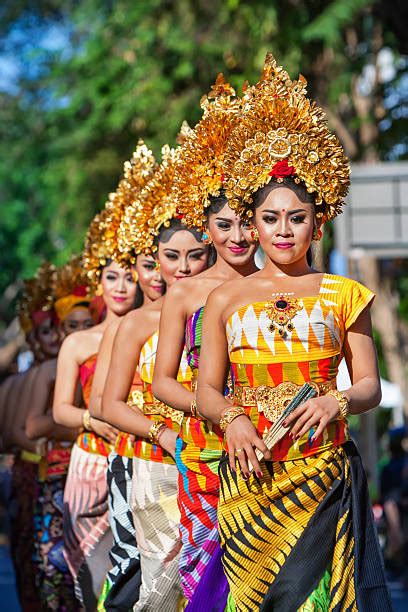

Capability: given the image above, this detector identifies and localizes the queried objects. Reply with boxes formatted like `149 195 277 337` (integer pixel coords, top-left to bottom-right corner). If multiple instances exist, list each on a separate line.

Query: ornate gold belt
233 380 337 422
142 397 184 426
127 389 144 410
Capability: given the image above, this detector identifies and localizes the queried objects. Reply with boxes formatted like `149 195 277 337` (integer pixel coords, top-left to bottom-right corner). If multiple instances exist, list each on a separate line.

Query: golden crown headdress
223 54 350 222
83 140 157 285
18 262 56 333
173 74 241 231
53 255 93 321
118 144 180 255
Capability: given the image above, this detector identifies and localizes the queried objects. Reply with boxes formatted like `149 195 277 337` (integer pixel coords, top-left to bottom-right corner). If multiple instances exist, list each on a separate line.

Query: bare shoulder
60 326 102 362
118 305 160 336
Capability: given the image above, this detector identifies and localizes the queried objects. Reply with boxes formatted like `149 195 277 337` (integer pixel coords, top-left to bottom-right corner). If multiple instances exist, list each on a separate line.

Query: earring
202 231 213 245
154 261 161 273
95 283 103 296
312 228 323 241
250 227 259 241
132 270 139 283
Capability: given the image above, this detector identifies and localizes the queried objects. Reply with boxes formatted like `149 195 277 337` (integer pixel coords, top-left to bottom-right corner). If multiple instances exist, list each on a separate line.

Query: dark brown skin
0 373 22 452
197 188 381 477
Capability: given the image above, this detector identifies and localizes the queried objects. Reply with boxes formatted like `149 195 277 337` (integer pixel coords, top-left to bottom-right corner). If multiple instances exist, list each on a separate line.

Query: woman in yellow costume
87 142 165 611
53 156 139 609
26 256 95 611
152 75 258 603
101 143 209 609
197 55 391 611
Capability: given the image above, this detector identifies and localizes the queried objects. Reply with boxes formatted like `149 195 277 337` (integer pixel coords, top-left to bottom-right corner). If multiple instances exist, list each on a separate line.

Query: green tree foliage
0 0 406 322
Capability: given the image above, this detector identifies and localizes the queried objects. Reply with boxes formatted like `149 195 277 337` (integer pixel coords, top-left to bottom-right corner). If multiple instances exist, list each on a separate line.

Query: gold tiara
173 74 241 231
223 54 350 222
118 144 179 255
18 262 56 332
83 140 157 284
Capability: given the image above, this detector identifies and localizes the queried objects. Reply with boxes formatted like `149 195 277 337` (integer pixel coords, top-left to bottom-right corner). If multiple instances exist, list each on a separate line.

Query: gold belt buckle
255 382 300 422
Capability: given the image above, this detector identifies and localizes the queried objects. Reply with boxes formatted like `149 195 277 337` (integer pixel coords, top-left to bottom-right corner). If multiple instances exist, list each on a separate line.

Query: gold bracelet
219 406 246 433
148 421 167 445
82 409 92 431
190 399 203 420
327 390 350 420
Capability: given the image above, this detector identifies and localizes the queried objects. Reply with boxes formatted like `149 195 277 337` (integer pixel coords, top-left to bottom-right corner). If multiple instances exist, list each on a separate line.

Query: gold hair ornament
223 53 350 222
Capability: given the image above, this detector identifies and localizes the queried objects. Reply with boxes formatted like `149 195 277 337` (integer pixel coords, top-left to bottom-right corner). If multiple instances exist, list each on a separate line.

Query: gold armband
219 406 246 433
148 421 167 445
82 409 92 431
327 390 350 420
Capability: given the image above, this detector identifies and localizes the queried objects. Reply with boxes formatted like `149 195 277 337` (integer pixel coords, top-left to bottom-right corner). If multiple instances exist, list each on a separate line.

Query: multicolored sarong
9 454 42 612
63 443 112 610
218 441 392 611
35 475 78 610
131 456 184 610
176 436 221 599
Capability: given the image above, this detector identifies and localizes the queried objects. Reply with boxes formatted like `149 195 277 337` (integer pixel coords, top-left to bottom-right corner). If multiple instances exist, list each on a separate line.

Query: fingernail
282 421 287 428
295 434 300 440
256 471 263 478
310 436 316 443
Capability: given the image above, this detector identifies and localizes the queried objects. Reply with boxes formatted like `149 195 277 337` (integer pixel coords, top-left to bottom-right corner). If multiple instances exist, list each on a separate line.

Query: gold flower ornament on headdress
223 54 350 222
18 262 56 332
173 74 242 231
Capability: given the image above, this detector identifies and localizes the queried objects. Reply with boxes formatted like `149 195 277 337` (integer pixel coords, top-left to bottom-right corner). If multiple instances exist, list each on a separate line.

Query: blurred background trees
0 1 407 378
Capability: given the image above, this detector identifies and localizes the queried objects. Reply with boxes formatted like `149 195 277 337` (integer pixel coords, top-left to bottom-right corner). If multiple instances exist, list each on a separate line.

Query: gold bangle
148 421 167 445
83 409 92 431
190 399 203 420
219 406 246 433
327 390 350 420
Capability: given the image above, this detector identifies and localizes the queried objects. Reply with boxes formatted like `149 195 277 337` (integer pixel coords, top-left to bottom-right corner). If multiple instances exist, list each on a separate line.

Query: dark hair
207 189 228 217
154 217 203 248
252 178 316 209
133 282 144 309
253 179 316 267
204 189 230 266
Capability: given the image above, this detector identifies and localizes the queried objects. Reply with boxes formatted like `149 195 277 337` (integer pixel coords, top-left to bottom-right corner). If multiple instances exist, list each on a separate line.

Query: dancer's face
100 261 137 315
36 316 60 358
61 307 95 337
254 187 315 266
135 254 164 302
207 203 257 266
157 230 208 287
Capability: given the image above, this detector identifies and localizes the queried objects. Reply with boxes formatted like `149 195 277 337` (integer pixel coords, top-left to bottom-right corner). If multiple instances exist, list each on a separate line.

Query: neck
212 252 258 279
262 255 313 279
103 308 120 325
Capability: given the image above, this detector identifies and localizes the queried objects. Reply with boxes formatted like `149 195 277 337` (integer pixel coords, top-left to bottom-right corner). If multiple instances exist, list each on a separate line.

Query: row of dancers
1 53 392 611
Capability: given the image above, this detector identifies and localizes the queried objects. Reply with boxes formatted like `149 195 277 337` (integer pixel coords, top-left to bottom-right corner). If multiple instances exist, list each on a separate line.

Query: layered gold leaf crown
173 74 241 231
118 145 179 255
19 262 56 333
53 255 90 300
83 140 157 285
223 54 350 221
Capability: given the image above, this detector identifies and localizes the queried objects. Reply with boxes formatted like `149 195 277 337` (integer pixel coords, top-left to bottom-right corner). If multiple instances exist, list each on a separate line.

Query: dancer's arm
286 306 381 440
89 319 120 427
197 286 270 475
26 359 78 441
152 283 194 412
102 311 177 457
10 368 39 453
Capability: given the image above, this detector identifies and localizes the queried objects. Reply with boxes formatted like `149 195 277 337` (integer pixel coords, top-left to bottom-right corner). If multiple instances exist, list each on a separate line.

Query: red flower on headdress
175 208 185 220
269 160 296 178
72 285 88 297
220 173 225 183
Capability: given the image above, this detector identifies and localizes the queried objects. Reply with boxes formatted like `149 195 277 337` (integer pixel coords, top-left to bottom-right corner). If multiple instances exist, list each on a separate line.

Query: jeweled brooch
264 295 302 337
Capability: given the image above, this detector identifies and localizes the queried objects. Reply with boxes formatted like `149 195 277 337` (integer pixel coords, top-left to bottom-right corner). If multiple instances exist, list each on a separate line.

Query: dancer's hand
225 415 270 479
90 417 120 444
158 427 178 458
283 395 340 442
